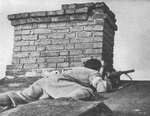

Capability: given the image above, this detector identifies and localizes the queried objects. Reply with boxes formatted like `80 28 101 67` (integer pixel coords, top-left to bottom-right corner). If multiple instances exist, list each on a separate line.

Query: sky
0 0 150 80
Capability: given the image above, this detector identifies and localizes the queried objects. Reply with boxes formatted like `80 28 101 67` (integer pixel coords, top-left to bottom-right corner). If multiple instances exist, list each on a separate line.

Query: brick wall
6 2 117 76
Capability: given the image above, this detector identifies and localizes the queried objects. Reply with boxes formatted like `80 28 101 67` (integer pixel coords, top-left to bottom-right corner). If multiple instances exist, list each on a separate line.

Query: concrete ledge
1 99 112 116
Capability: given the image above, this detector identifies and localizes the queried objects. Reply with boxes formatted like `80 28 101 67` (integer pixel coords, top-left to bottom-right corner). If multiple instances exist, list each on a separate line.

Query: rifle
107 69 135 88
109 69 135 77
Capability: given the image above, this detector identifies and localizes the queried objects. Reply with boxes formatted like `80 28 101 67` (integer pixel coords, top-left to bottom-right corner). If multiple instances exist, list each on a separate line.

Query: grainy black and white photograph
0 0 150 116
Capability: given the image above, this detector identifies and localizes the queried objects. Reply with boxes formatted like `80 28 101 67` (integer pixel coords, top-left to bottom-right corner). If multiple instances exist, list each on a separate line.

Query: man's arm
89 73 112 93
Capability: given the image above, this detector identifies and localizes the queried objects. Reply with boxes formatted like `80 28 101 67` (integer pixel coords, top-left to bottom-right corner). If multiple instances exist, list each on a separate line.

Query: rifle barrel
121 69 135 74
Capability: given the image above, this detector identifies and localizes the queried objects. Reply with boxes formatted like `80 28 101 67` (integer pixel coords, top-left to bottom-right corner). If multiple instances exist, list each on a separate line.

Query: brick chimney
6 2 117 76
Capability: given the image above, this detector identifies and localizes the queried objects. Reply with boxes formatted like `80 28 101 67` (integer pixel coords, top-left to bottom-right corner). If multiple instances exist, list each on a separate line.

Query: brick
47 11 57 16
11 19 27 26
94 19 104 25
65 9 75 14
37 46 46 51
48 23 67 28
27 18 40 23
51 26 69 30
55 10 64 15
84 48 102 54
24 64 38 69
22 35 38 40
6 65 14 70
27 17 51 23
70 50 82 55
70 14 88 21
38 63 48 68
46 44 64 50
12 57 20 64
15 13 29 19
28 52 40 57
20 58 36 64
84 25 103 31
51 39 69 44
93 37 103 42
77 2 94 8
14 25 21 31
92 32 103 37
93 42 103 48
64 44 74 49
6 64 23 70
14 30 22 35
29 41 35 45
51 17 58 22
38 34 48 39
93 9 104 15
13 46 21 52
47 10 64 16
51 16 70 22
65 33 76 39
93 13 107 20
51 28 69 33
40 51 59 57
47 63 57 68
60 51 68 56
8 14 15 20
77 32 92 38
48 33 65 39
32 23 38 29
14 41 29 46
37 39 51 45
13 52 29 58
30 11 47 17
70 26 84 32
21 46 36 51
57 62 69 68
36 58 45 63
62 4 76 10
21 24 32 30
70 62 82 67
70 37 93 43
71 56 82 62
75 7 88 13
38 24 48 28
33 29 51 34
14 36 22 41
21 30 31 35
46 57 65 63
76 21 95 26
75 43 93 49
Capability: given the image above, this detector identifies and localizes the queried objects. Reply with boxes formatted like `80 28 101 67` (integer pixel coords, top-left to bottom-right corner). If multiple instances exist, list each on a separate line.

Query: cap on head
83 59 101 71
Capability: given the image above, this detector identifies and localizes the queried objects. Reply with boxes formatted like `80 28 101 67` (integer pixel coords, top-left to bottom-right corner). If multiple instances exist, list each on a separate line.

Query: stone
1 99 112 116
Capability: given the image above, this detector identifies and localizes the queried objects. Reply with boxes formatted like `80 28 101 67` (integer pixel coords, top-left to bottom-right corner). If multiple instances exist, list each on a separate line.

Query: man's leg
0 93 11 107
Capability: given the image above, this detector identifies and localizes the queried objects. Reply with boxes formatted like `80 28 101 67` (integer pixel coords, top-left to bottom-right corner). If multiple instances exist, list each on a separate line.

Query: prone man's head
83 59 101 71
